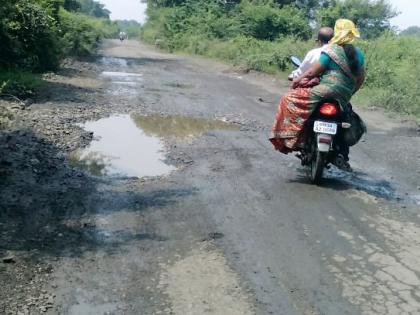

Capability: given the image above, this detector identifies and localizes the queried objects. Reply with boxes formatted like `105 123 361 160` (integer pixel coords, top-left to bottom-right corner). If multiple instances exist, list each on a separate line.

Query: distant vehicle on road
119 31 127 42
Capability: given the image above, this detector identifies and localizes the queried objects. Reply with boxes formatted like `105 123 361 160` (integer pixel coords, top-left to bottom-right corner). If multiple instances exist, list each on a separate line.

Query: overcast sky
100 0 419 30
100 0 147 23
389 0 420 30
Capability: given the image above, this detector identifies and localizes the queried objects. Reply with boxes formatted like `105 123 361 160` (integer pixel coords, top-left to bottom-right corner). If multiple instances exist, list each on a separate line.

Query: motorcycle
289 55 363 184
119 32 126 42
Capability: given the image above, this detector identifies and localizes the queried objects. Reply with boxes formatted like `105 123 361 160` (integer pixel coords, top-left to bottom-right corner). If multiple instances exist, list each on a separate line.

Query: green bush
0 1 118 96
141 0 311 49
0 0 61 71
0 70 44 96
355 33 420 116
59 9 117 56
236 1 311 41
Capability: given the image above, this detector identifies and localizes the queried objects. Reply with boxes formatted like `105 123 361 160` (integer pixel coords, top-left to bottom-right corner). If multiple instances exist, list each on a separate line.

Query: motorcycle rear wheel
310 150 325 185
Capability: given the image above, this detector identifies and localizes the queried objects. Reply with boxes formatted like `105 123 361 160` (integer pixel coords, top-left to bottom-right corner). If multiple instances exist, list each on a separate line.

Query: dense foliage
354 33 420 116
60 9 117 56
142 0 314 49
0 0 61 71
143 0 398 43
142 0 419 117
0 0 117 95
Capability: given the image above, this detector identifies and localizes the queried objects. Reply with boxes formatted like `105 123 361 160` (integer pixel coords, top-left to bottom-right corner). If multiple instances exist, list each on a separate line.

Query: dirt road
1 40 420 315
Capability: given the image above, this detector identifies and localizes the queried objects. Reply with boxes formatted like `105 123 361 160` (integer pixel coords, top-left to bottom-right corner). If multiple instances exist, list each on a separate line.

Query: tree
79 0 111 19
400 26 420 37
0 0 60 71
143 0 188 9
236 1 311 40
63 0 81 12
316 0 398 38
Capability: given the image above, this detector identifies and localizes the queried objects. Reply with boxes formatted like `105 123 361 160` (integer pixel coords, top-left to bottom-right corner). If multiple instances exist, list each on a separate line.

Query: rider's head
317 27 334 45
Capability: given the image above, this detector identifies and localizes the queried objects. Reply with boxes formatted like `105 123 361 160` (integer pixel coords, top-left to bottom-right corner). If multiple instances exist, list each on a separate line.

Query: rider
119 31 126 41
289 27 334 80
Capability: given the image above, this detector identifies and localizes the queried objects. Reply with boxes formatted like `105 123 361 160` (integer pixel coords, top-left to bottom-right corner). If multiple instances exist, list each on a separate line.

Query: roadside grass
0 70 45 97
0 70 44 128
153 35 313 75
355 34 420 118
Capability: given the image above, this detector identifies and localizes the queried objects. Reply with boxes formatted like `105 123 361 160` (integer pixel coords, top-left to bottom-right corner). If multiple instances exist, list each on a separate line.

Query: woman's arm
292 62 325 89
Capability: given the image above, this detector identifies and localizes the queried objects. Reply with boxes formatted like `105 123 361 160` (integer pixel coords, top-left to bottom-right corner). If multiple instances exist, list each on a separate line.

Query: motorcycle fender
317 134 332 152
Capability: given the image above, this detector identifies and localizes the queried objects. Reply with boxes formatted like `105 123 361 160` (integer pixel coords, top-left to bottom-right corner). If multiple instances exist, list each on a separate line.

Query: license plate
314 121 337 135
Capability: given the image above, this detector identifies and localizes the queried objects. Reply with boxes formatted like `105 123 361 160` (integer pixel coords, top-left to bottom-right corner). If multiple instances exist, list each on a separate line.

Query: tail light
319 103 338 116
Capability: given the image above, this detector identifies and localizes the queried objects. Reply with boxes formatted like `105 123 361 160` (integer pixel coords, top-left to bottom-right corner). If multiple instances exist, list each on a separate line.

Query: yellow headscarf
329 19 360 45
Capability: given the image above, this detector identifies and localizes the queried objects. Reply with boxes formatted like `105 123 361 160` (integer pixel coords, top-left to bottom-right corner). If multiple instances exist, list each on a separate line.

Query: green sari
311 44 362 105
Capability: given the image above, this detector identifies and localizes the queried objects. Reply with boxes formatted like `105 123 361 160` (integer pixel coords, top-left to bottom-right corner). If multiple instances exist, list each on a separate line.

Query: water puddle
70 115 175 177
101 71 143 97
100 57 128 67
101 71 143 85
131 114 238 138
71 114 237 177
325 168 395 200
102 71 143 78
113 81 138 86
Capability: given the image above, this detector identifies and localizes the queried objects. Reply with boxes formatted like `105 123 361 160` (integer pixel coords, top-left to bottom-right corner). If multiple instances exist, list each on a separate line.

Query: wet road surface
5 40 420 315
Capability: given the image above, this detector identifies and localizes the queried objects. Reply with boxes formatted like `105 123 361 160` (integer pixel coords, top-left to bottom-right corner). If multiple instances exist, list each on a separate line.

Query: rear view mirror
290 56 302 67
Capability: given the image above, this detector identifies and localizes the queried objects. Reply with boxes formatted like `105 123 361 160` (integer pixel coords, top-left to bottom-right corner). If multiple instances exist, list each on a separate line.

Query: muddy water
71 115 175 177
131 114 238 138
100 57 143 96
100 56 128 67
101 71 143 96
102 72 143 79
72 114 237 178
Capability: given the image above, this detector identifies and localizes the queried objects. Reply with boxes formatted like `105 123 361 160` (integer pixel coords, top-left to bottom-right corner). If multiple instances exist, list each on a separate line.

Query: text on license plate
313 121 337 135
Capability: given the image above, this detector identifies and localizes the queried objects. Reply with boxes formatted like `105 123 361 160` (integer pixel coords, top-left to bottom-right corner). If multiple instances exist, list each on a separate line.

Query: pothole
70 114 238 178
101 71 143 96
70 115 175 178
